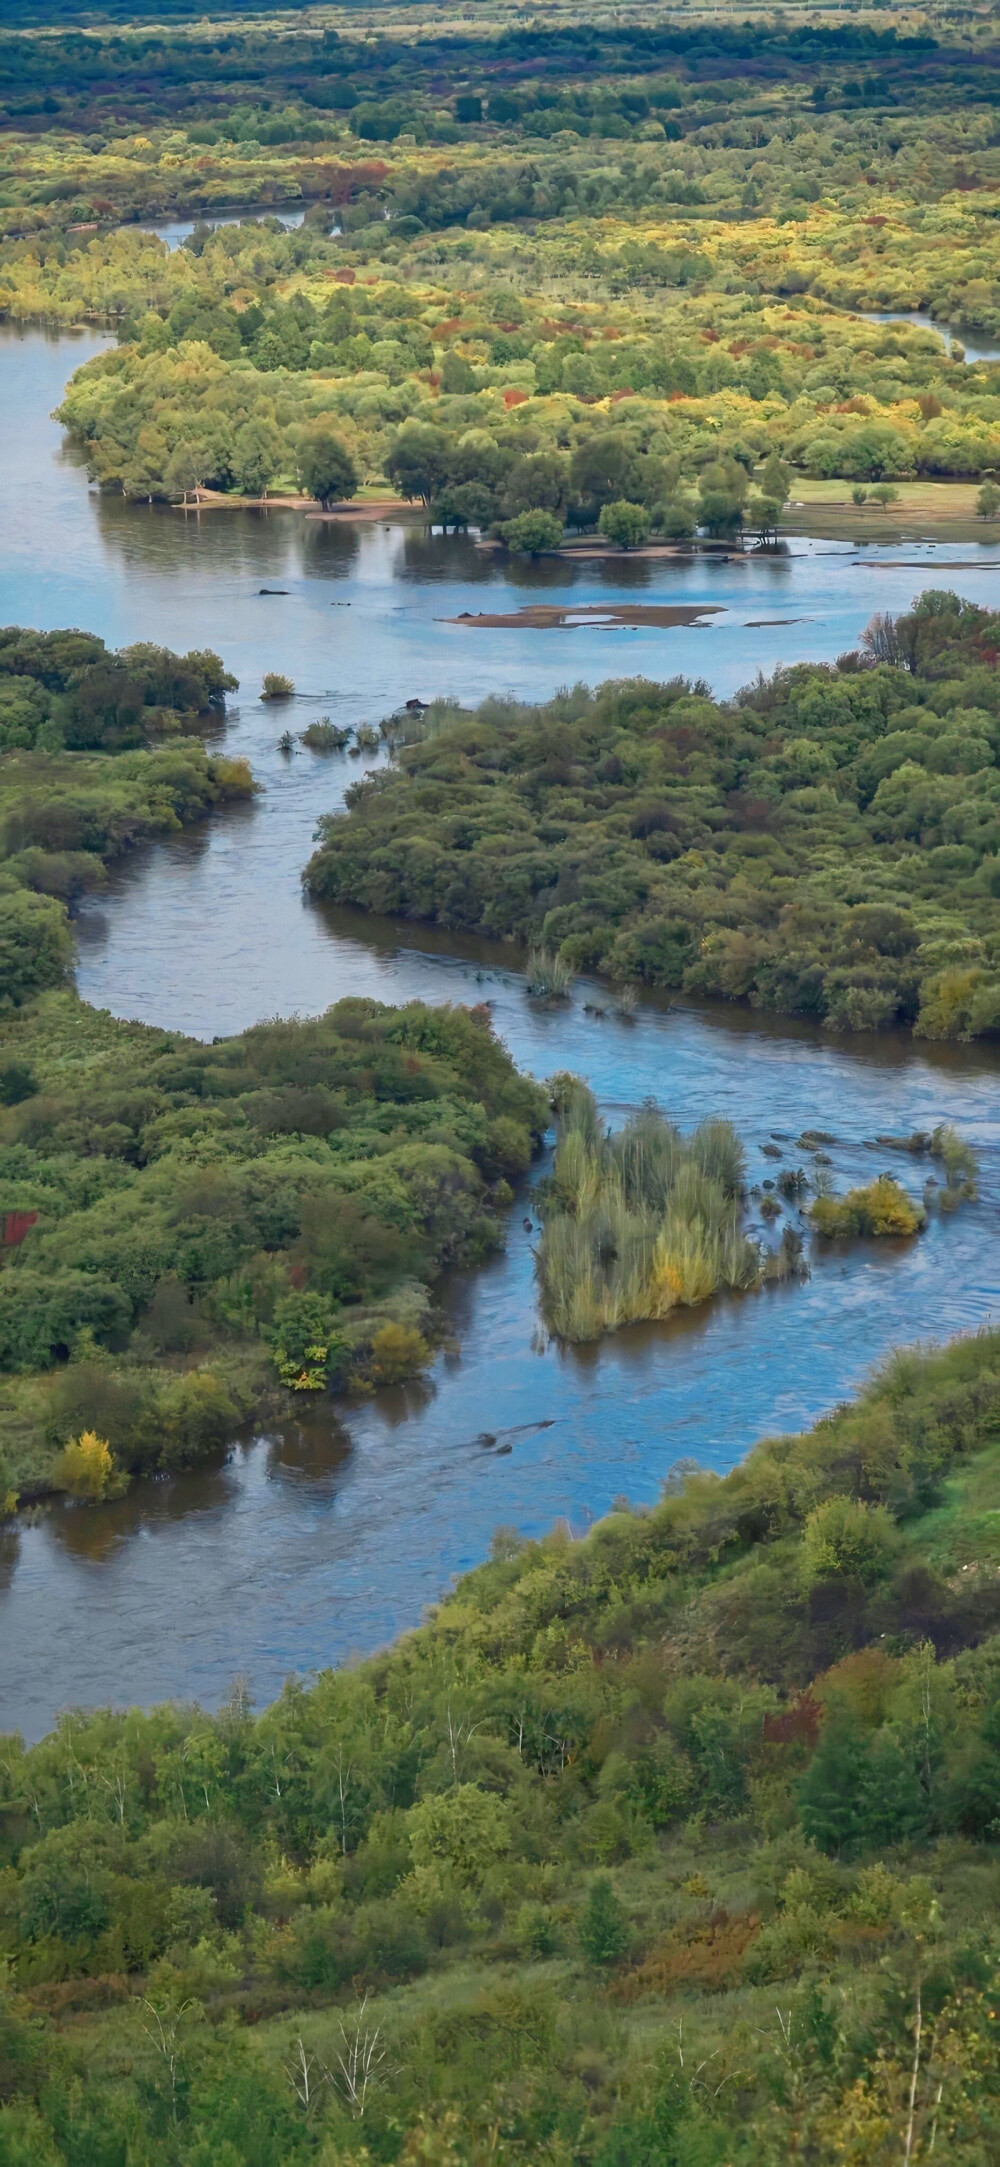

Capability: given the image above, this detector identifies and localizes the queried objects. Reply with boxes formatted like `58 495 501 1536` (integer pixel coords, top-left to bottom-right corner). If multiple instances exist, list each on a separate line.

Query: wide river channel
1 323 998 1740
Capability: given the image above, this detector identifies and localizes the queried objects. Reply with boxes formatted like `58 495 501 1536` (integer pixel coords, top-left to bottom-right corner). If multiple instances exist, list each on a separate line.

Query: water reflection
267 1410 352 1487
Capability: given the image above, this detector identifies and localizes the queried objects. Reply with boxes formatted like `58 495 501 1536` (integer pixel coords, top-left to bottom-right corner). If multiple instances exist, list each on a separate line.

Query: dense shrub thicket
0 629 247 1010
306 589 1000 1041
0 993 546 1497
1 1329 1000 2161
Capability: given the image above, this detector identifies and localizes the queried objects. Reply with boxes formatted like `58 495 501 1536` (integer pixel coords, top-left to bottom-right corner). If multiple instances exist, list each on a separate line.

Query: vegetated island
537 1080 770 1341
535 1090 978 1342
0 992 547 1511
305 589 1000 1042
0 628 251 1012
1 1327 1000 2161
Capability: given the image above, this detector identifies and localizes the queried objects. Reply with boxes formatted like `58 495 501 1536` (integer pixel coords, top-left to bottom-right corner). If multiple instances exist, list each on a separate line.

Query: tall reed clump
537 1078 761 1341
525 945 575 999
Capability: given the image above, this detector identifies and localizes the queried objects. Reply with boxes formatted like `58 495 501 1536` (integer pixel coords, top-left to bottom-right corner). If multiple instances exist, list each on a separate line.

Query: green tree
569 435 641 513
0 890 74 1007
976 480 1000 520
698 458 748 535
502 509 563 554
440 349 475 393
385 424 452 505
802 1496 899 1586
232 418 282 499
578 1876 631 1966
598 499 651 550
759 451 790 503
295 423 358 509
798 1707 869 1855
653 498 697 540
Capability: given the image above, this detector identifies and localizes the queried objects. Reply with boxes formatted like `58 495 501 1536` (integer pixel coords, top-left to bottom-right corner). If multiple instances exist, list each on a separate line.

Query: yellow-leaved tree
54 1430 115 1501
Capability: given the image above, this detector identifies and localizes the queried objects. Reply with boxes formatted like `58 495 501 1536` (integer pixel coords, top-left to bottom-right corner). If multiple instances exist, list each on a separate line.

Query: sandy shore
175 489 413 518
441 602 725 631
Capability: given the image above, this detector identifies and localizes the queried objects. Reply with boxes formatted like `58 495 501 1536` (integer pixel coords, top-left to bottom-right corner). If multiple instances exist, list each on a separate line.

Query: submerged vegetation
538 1078 760 1340
0 993 546 1504
306 589 1000 1043
2 1330 1000 2161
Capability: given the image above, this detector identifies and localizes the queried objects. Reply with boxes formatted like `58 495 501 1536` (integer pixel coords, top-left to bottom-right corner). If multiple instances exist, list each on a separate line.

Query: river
0 323 998 1740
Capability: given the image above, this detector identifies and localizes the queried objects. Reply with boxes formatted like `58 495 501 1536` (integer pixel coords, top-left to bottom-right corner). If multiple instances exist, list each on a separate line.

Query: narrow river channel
0 323 998 1740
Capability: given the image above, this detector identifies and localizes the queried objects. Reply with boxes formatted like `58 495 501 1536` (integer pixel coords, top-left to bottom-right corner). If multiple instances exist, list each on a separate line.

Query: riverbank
780 475 1000 541
4 1325 1000 2165
175 488 414 518
178 479 1000 549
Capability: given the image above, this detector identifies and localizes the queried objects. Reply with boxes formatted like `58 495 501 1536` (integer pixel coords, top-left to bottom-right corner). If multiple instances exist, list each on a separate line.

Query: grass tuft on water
525 944 575 999
536 1079 761 1341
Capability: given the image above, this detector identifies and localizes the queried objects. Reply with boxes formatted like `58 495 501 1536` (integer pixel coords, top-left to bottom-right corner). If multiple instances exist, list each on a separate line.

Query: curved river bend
0 325 998 1740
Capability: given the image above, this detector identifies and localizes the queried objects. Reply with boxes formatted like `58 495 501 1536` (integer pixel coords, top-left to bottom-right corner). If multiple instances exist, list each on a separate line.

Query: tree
440 349 475 394
802 1497 899 1586
698 457 748 535
500 451 570 519
578 1876 631 1966
598 500 651 550
53 1431 115 1501
750 494 783 542
976 480 1000 520
385 424 452 505
798 1707 869 1855
869 482 899 510
759 451 790 507
569 434 642 513
232 419 282 499
0 890 74 1007
653 498 697 541
296 423 358 509
852 484 869 506
502 509 563 554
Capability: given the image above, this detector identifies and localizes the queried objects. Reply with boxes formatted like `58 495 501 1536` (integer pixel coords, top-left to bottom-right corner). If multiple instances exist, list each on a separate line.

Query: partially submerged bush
810 1175 924 1239
261 671 294 700
301 717 351 751
53 1429 115 1501
366 1320 430 1387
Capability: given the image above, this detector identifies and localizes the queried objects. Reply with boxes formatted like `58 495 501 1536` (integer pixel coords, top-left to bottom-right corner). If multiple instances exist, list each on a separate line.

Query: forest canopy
0 628 247 1013
305 589 1000 1042
1 1327 1000 2162
0 991 546 1500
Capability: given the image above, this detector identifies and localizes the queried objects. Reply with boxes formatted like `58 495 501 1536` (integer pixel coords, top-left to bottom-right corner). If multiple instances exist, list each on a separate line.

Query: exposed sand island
440 602 726 631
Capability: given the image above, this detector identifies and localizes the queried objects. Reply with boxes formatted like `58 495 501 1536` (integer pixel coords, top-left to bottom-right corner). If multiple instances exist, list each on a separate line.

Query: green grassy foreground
1 1329 1000 2162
